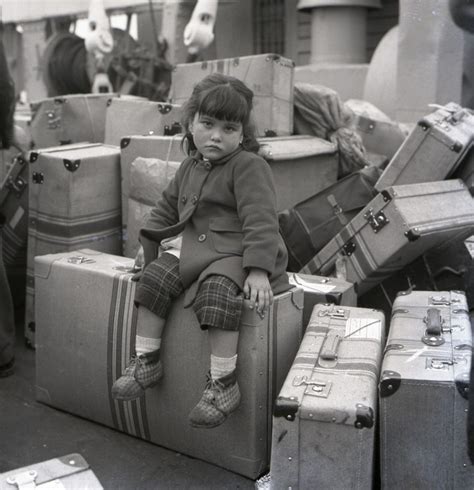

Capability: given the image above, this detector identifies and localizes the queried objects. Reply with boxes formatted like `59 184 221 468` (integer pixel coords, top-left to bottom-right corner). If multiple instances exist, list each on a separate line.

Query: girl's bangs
198 85 249 122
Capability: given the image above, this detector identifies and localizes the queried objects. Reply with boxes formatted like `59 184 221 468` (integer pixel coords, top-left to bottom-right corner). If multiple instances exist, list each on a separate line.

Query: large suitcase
375 103 474 191
120 134 186 238
35 249 304 480
0 453 103 489
301 180 474 295
270 303 385 490
29 93 118 148
104 98 183 146
0 154 28 305
279 165 381 272
379 290 473 489
171 54 295 137
25 143 122 347
258 135 338 212
125 157 180 258
288 272 357 329
121 135 338 240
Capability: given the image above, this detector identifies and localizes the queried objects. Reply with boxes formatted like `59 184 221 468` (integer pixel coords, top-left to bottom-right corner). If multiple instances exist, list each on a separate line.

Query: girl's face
191 113 243 161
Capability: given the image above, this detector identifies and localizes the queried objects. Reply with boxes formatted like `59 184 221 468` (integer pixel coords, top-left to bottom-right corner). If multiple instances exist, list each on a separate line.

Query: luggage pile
1 52 474 485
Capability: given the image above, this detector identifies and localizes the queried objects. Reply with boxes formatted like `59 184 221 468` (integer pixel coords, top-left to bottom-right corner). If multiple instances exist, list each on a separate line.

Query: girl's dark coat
140 147 290 306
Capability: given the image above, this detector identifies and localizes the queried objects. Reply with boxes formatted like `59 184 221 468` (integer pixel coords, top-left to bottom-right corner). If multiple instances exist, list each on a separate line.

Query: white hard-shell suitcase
380 290 473 489
270 303 385 490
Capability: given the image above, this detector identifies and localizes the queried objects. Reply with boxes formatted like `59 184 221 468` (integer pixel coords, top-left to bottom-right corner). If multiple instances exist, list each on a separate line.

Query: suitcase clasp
5 175 27 197
67 256 95 265
428 296 451 306
6 469 45 489
292 375 332 398
318 308 348 320
364 208 389 233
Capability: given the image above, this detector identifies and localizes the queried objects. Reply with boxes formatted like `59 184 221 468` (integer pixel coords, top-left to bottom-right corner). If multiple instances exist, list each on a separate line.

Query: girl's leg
135 306 166 356
112 253 183 401
189 275 243 428
208 327 239 380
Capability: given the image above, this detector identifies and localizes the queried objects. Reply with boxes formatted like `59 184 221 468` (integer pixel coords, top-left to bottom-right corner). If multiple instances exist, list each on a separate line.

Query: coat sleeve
233 153 280 274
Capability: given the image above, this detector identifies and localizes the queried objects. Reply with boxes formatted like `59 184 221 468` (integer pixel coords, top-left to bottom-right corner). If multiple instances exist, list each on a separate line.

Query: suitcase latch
292 376 332 398
6 470 66 489
318 308 348 320
67 256 95 264
428 296 451 306
6 470 37 489
364 208 389 233
426 356 468 370
47 110 60 129
6 175 27 197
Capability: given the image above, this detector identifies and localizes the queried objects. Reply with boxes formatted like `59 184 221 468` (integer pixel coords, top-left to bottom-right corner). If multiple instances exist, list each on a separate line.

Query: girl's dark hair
181 73 260 154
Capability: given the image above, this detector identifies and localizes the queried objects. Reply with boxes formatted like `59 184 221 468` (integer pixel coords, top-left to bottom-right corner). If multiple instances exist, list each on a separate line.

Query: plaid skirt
135 252 243 331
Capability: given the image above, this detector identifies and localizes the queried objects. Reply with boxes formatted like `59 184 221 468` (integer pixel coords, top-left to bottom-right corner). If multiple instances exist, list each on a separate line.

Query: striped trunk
25 143 122 347
35 249 304 479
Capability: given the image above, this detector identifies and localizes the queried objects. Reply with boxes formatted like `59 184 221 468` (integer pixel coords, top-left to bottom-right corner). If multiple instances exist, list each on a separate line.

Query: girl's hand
131 245 144 282
135 245 145 269
243 268 273 317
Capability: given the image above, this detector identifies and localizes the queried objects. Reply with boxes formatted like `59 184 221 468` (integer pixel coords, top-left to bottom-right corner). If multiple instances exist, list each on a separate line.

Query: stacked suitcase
379 290 473 488
25 143 122 346
270 304 385 489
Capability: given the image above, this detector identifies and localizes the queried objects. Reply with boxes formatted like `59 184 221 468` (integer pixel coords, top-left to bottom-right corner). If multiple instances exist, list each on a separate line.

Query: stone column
297 0 381 64
396 0 464 122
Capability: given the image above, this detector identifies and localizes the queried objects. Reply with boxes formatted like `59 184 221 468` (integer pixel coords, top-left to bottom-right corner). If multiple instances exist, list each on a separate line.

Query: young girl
112 73 290 428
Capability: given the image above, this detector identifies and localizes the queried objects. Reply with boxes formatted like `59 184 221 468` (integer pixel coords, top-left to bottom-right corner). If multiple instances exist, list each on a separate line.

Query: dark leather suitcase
278 165 381 272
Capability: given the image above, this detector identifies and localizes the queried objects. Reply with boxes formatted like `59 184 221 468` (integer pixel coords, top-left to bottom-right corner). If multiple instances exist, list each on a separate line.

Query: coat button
191 195 198 204
204 161 212 170
181 195 187 204
198 234 207 242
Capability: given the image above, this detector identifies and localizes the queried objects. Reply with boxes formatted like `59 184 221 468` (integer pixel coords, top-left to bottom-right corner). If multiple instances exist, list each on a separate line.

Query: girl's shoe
111 350 163 401
188 371 241 428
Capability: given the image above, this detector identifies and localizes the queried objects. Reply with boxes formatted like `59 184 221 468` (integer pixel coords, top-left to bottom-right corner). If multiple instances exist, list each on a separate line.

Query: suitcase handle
422 308 445 346
320 331 341 361
426 308 442 336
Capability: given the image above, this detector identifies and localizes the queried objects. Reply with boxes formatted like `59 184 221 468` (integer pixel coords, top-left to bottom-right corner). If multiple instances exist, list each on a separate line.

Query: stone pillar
396 0 464 122
297 0 381 64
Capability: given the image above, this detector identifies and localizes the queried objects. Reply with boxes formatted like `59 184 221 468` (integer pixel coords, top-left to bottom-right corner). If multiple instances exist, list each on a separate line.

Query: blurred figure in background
0 21 18 377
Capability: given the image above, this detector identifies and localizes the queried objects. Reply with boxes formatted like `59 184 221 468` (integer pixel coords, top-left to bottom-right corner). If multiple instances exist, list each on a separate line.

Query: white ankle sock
210 354 237 380
135 336 161 356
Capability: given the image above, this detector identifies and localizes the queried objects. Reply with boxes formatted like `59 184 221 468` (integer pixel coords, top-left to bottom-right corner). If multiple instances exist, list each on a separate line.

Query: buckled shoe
111 350 162 401
189 370 241 428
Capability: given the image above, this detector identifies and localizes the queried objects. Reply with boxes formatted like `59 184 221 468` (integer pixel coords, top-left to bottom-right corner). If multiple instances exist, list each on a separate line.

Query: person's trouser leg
0 231 15 375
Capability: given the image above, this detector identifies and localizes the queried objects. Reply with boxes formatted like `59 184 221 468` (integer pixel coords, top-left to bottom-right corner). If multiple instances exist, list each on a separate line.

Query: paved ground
0 310 255 489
